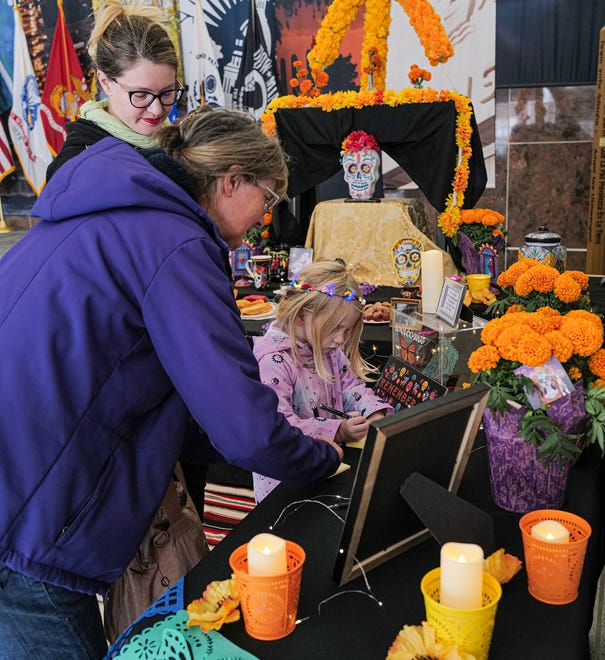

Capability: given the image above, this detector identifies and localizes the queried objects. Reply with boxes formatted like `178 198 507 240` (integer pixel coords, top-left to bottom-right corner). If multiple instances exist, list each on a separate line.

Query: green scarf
79 99 160 149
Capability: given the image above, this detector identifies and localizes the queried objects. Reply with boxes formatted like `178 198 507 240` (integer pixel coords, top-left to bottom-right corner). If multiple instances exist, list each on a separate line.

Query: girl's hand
334 411 369 445
367 411 387 424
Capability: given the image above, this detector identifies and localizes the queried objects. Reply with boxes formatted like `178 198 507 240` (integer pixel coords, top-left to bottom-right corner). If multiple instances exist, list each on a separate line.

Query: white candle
247 533 288 576
440 542 484 610
421 250 444 313
531 519 570 544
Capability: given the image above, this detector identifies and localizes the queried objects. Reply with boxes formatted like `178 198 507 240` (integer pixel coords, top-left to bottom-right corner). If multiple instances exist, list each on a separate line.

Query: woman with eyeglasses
46 0 183 180
0 101 343 657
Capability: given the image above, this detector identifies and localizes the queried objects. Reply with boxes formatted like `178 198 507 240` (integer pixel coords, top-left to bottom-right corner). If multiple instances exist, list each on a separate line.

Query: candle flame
546 533 554 540
262 546 272 555
457 555 467 563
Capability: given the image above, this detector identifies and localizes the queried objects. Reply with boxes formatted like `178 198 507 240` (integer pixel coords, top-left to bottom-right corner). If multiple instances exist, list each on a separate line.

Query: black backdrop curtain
496 0 605 87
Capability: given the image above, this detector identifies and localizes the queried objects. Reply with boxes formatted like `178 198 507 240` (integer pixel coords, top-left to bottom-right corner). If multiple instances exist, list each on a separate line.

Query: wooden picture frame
390 297 422 326
332 385 489 586
435 278 467 327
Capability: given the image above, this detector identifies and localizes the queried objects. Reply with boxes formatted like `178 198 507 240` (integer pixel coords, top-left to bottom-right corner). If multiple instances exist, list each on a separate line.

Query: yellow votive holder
421 567 502 660
466 273 491 292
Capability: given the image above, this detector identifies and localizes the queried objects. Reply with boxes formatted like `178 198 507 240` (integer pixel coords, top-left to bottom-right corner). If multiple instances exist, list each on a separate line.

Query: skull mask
342 148 380 200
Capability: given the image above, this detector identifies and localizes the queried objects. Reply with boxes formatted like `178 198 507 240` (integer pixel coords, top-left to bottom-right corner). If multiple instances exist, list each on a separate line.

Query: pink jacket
252 323 393 501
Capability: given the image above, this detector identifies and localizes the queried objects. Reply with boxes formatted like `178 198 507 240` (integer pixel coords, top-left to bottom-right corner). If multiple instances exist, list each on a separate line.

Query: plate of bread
236 297 277 320
363 301 392 324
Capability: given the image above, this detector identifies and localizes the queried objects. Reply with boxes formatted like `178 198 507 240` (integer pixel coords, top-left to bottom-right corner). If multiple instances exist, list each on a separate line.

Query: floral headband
289 279 366 305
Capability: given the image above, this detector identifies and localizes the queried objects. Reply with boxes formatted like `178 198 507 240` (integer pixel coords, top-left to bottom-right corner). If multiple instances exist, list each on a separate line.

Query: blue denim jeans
0 563 108 659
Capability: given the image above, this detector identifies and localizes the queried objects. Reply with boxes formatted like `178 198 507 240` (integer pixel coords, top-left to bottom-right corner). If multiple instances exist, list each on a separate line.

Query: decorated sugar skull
392 238 422 285
341 130 381 200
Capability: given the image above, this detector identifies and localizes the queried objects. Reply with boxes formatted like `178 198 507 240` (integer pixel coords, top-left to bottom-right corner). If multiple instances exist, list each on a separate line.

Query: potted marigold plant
448 207 506 277
468 260 605 513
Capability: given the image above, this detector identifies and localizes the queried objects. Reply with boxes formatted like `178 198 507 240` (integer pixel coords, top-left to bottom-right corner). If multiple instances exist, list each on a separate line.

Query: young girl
253 260 393 502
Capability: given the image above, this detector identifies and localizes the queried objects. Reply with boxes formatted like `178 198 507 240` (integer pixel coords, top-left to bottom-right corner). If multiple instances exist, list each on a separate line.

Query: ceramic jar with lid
518 226 567 272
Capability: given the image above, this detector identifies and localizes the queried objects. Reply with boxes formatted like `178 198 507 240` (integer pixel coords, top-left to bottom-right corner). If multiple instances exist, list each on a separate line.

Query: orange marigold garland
306 0 453 92
395 0 454 65
261 88 474 239
360 0 391 90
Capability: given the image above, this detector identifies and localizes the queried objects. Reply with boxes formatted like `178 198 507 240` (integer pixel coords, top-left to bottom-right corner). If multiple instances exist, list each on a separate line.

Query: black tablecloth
124 436 603 660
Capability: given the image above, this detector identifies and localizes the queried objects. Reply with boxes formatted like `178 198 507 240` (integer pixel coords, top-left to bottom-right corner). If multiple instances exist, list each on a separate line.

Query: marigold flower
544 330 574 363
514 264 559 296
565 270 589 290
289 78 299 89
315 71 329 87
554 273 582 303
497 259 540 288
588 349 605 379
468 345 501 373
568 366 583 381
480 317 507 346
559 316 604 357
525 313 558 335
564 309 604 332
300 79 313 94
495 325 551 366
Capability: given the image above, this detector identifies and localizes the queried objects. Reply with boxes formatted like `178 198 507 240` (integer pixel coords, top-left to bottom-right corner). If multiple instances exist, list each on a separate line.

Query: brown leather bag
103 464 208 643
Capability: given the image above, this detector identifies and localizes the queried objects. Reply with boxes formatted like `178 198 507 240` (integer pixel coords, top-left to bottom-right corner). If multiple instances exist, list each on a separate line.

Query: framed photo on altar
332 384 489 586
288 247 313 280
435 278 467 327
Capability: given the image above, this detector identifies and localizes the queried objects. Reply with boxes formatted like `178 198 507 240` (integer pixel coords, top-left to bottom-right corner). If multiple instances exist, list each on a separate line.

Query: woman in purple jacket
0 107 342 658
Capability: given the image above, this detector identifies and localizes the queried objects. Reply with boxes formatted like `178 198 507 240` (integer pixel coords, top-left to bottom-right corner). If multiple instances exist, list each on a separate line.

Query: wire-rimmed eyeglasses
255 179 281 214
110 78 184 108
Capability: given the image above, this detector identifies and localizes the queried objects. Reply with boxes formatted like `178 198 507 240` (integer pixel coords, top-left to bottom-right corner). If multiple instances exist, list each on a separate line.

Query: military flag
231 0 279 119
8 5 53 195
0 120 14 183
41 0 89 155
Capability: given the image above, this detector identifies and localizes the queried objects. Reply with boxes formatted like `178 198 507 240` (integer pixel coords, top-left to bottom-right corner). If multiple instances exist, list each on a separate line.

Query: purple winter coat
0 138 340 595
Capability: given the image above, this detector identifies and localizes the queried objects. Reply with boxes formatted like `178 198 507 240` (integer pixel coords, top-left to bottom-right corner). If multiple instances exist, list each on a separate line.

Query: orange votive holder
421 568 502 660
519 509 591 605
229 540 305 640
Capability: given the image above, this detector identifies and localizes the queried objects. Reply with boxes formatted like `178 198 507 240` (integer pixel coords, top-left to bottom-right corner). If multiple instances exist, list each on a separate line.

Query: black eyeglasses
110 78 184 108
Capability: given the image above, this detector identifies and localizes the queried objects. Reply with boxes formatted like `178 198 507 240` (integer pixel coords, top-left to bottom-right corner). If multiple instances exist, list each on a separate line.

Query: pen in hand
319 404 351 419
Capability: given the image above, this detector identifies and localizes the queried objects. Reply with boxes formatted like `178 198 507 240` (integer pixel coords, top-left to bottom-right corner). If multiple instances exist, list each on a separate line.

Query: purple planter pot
483 384 588 513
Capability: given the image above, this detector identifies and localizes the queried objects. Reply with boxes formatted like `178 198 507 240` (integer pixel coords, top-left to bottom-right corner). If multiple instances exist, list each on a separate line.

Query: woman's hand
313 434 344 460
334 411 369 445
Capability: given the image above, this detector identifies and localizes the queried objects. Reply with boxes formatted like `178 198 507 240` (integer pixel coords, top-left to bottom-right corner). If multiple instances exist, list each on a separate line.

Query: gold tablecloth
305 199 458 286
